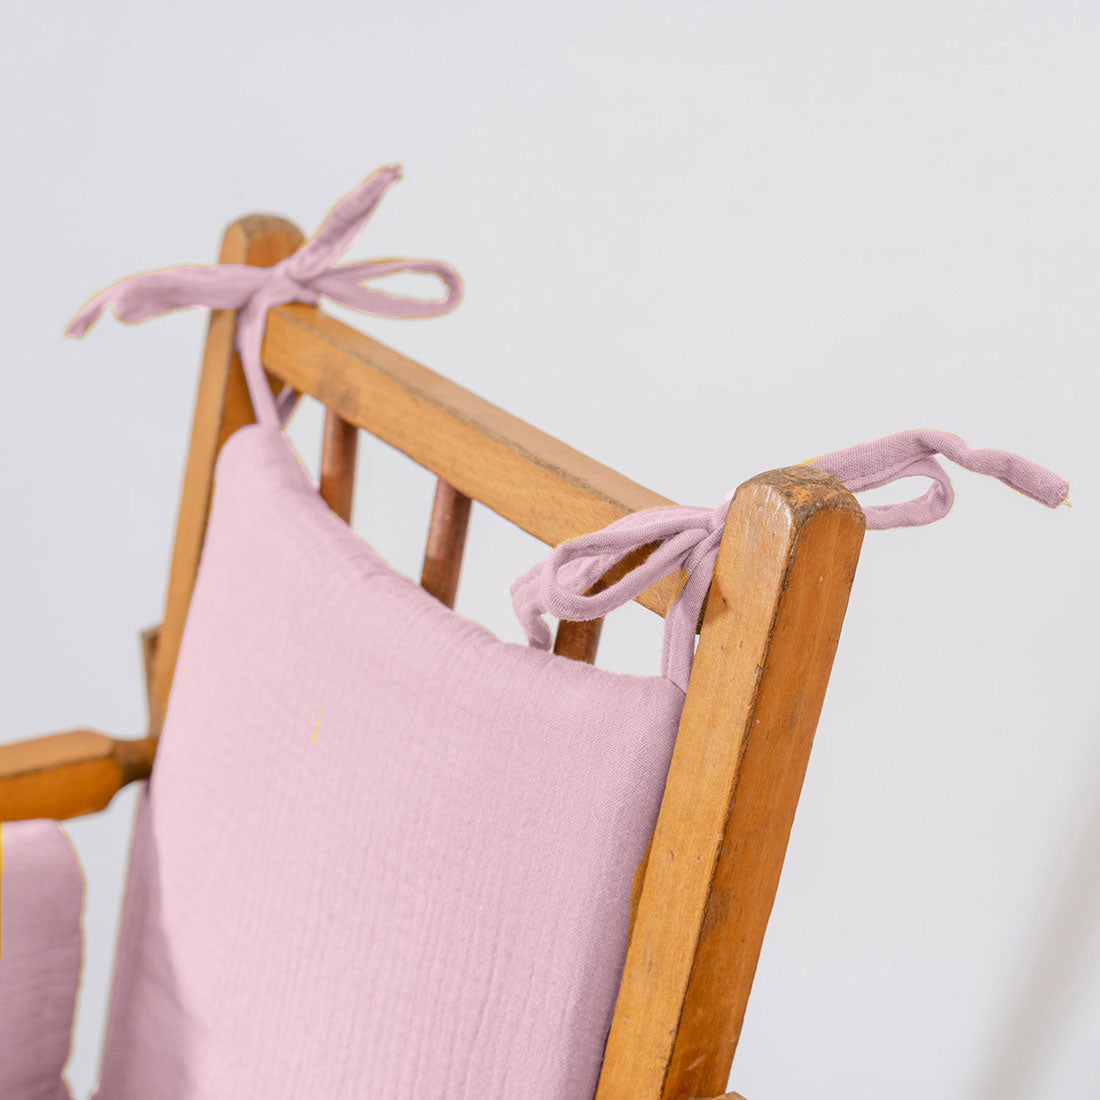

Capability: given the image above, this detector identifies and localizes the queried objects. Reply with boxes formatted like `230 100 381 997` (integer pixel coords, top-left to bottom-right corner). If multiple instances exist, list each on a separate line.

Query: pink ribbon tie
808 429 1068 529
63 174 1068 694
513 430 1067 692
67 164 463 426
511 503 731 692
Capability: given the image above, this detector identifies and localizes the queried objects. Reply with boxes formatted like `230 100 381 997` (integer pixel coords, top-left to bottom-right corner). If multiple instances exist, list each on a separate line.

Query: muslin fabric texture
0 819 83 1100
91 425 685 1100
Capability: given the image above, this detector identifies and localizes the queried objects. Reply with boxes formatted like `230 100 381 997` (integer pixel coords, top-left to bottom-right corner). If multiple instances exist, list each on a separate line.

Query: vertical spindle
420 478 472 609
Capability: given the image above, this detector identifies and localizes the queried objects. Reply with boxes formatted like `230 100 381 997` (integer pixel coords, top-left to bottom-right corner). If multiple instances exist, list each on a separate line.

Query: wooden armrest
0 730 157 822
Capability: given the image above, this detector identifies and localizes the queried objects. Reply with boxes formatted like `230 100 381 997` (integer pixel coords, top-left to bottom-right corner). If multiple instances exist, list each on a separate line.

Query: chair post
146 215 304 734
597 466 865 1100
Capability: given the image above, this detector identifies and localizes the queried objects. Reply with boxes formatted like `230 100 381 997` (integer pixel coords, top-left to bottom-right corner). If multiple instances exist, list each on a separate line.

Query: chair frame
0 213 865 1100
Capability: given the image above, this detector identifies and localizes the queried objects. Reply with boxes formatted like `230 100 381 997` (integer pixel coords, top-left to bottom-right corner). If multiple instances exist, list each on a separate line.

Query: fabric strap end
65 297 108 337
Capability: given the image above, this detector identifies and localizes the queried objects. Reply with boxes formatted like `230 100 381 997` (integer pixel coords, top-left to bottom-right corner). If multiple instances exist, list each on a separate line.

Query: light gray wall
2 2 1097 1097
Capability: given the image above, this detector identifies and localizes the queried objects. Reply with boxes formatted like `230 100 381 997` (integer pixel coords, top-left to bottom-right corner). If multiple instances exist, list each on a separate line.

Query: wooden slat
147 216 304 734
261 304 685 617
596 466 865 1100
140 623 159 720
319 408 359 523
420 478 472 609
553 616 604 663
0 730 157 822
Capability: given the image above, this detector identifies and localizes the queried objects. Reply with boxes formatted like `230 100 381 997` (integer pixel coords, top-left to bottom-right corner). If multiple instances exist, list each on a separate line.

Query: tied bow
513 430 1068 692
511 502 732 692
67 164 462 426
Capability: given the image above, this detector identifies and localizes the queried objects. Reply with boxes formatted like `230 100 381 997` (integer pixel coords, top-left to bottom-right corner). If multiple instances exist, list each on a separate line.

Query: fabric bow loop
809 429 1067 529
512 429 1067 693
67 164 462 426
512 502 730 691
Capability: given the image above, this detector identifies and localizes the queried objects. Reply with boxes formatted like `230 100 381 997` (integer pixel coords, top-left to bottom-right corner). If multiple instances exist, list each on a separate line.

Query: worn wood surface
596 466 864 1100
319 408 359 523
146 216 304 734
260 303 686 617
0 730 157 821
420 478 472 609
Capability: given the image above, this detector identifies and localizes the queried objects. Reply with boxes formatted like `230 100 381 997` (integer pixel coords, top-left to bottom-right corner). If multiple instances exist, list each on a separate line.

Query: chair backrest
125 213 864 1100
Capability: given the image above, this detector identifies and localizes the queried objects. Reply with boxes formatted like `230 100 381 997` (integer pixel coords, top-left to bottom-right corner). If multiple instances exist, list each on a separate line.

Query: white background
2 2 1097 1097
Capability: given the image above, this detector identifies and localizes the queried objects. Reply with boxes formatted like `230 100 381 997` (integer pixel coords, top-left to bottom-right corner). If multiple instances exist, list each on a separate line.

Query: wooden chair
0 211 865 1100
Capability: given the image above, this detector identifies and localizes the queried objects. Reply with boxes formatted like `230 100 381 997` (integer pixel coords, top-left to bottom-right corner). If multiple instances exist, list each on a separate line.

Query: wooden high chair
0 211 865 1100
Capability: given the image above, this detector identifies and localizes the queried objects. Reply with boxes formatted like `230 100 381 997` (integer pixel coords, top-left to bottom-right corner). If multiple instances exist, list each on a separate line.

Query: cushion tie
512 430 1067 692
66 164 463 427
808 428 1068 528
511 503 731 692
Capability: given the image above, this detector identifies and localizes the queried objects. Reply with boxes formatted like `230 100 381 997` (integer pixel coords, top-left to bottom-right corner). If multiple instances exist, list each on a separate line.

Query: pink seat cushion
94 426 685 1099
0 819 83 1100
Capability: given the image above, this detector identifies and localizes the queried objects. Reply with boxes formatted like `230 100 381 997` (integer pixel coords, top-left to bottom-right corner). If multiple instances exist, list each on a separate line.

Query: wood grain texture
628 837 654 944
146 216 304 734
140 623 159 720
552 615 604 663
596 466 864 1100
260 303 686 617
420 479 472 610
0 730 157 821
319 408 359 523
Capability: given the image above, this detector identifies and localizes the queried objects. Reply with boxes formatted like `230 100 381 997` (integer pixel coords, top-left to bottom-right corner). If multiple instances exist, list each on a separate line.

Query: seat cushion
0 819 83 1100
95 425 685 1100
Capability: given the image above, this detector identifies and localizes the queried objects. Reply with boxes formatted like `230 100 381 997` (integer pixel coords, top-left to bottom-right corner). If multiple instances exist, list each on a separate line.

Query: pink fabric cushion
94 425 685 1100
0 819 83 1100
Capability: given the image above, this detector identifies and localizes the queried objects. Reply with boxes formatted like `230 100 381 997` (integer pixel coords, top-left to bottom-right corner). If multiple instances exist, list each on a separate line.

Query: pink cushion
0 819 83 1100
94 425 685 1099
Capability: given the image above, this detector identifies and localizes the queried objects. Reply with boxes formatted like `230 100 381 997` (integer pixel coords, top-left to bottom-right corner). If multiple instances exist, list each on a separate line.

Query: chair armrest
0 730 156 822
0 819 84 1098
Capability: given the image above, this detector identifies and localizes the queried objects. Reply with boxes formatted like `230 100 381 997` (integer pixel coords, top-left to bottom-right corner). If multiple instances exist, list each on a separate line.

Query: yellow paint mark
312 705 322 742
